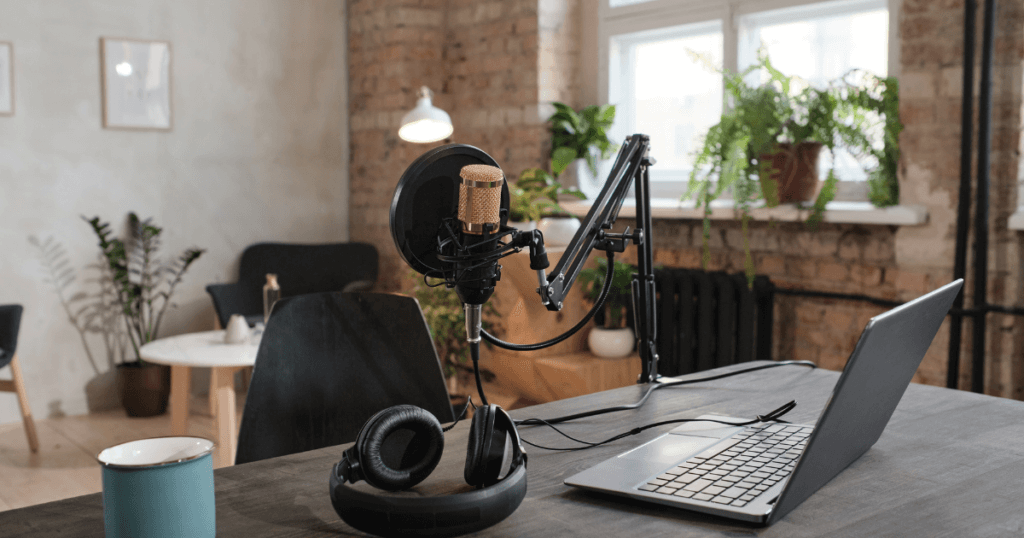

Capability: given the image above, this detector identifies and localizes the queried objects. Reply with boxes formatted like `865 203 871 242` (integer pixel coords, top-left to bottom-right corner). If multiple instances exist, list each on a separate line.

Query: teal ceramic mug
97 437 216 538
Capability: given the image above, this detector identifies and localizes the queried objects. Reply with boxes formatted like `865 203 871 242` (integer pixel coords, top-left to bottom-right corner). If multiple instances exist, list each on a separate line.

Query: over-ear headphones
329 403 527 537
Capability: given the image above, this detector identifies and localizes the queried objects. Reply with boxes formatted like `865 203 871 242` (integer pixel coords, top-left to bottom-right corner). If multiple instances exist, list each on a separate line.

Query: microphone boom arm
537 134 659 383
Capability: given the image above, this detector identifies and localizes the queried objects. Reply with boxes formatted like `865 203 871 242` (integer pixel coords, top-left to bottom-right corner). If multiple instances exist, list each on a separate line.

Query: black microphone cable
470 340 488 406
514 360 816 428
519 400 798 452
480 248 617 352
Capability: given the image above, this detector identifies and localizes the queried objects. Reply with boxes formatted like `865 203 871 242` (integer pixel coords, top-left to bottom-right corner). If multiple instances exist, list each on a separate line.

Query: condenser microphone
456 164 505 342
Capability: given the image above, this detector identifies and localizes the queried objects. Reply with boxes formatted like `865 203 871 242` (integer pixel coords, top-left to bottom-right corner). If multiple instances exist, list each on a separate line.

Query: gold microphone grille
458 165 505 234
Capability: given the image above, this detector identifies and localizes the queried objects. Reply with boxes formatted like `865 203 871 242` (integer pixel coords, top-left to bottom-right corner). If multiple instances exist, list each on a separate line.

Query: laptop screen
767 280 962 524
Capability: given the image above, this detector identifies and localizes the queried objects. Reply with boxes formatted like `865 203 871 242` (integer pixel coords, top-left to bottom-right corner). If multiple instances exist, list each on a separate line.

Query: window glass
610 23 723 185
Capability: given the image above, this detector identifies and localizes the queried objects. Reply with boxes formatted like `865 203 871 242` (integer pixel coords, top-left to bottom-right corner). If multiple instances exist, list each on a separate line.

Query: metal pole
633 135 658 382
971 0 996 394
948 0 977 390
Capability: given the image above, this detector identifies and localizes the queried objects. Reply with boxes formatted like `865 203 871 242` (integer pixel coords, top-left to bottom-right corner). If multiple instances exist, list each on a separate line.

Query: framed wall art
0 42 13 116
100 38 171 130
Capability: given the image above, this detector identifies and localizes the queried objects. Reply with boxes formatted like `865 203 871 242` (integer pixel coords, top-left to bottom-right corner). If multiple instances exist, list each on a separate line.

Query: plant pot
537 216 580 247
509 220 537 232
587 326 635 358
117 362 171 417
758 141 823 204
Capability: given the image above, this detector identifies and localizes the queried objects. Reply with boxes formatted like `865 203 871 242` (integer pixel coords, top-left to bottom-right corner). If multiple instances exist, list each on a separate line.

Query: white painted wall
0 0 349 424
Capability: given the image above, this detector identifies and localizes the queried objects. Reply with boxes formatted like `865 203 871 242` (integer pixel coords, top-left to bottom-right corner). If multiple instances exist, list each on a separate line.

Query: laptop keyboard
637 423 812 508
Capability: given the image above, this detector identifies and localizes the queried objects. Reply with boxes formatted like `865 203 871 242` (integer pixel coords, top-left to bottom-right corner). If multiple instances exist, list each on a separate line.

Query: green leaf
551 147 577 177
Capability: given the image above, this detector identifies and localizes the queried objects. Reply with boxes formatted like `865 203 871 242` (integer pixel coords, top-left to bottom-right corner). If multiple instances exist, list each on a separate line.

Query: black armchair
206 242 378 328
0 305 39 453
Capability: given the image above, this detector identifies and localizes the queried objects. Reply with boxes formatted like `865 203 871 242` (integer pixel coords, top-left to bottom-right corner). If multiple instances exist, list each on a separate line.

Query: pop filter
390 144 510 276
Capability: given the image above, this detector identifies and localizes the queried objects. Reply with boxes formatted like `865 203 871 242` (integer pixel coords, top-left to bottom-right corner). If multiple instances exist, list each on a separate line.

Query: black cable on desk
514 360 816 428
520 400 798 452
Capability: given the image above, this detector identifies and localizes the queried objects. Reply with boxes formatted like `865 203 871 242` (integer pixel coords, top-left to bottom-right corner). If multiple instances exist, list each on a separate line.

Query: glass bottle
263 273 281 323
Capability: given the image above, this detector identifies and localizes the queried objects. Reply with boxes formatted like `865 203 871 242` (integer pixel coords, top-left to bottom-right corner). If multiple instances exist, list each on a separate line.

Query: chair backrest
235 292 454 465
239 242 378 298
206 242 379 328
0 304 23 370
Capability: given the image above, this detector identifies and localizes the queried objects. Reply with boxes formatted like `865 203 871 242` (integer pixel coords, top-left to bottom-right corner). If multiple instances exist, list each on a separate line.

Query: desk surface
4 362 1024 537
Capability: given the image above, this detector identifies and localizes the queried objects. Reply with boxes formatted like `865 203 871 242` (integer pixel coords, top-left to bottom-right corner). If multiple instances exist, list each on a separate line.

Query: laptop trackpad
617 435 718 465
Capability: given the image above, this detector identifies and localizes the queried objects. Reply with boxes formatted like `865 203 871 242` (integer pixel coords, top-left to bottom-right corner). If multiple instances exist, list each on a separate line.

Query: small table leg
211 367 238 467
169 365 192 436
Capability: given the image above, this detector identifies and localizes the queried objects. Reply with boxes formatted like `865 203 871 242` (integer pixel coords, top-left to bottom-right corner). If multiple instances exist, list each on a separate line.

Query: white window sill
1008 211 1024 230
560 199 929 226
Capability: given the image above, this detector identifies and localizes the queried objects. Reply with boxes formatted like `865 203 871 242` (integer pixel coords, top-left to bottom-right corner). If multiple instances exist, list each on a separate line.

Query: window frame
592 0 902 202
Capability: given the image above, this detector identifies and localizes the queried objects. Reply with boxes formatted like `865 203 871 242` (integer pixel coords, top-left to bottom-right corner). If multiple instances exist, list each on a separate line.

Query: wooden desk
4 362 1023 537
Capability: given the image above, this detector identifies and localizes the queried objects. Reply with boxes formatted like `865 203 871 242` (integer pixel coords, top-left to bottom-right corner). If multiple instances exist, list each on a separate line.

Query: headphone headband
329 404 527 537
330 464 526 537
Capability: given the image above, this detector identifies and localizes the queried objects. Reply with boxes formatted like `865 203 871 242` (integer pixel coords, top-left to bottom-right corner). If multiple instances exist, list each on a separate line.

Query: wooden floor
0 381 521 513
0 394 243 513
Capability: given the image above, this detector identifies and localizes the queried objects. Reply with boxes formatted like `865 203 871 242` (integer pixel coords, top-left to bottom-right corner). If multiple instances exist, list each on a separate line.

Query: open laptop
565 280 963 526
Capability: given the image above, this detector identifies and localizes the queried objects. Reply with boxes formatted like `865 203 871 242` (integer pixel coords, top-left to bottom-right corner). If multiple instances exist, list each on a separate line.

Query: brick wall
349 0 557 291
348 0 1024 398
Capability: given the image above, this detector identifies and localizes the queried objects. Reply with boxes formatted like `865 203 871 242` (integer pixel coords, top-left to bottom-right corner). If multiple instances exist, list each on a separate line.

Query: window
609 22 723 197
597 0 896 201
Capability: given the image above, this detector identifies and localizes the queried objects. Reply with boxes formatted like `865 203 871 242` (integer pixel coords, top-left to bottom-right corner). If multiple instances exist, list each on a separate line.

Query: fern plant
84 213 205 363
687 52 902 282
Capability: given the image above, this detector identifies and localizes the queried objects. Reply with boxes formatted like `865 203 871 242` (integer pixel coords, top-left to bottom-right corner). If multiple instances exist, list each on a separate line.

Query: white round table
140 330 259 466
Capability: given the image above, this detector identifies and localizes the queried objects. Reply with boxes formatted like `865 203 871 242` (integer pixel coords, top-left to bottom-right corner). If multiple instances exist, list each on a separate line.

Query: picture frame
100 37 172 130
0 41 13 116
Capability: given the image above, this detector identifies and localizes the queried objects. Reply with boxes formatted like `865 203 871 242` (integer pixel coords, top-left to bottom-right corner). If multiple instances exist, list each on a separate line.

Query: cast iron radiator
654 268 774 377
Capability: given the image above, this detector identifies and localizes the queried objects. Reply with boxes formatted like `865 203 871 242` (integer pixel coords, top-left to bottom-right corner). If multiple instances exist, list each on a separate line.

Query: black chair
0 305 39 453
235 292 454 465
206 242 378 328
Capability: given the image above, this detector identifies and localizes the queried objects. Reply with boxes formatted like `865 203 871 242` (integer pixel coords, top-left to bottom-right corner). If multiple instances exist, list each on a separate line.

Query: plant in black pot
84 213 204 417
687 52 901 283
578 257 636 358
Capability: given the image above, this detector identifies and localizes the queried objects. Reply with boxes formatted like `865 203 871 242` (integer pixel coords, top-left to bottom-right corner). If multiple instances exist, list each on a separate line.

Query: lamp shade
398 86 453 143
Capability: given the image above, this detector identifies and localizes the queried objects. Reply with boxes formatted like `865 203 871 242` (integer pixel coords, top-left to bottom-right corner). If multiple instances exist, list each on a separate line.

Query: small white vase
224 315 250 344
537 216 580 247
588 327 635 358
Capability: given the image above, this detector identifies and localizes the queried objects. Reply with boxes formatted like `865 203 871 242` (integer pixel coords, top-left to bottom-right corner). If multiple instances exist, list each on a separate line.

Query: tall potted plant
578 257 636 358
85 213 204 417
687 52 901 282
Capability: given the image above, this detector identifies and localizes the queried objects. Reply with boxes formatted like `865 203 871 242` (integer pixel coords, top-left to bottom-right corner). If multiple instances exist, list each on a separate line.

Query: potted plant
509 168 586 244
687 52 902 282
578 257 636 358
407 271 499 403
549 102 619 180
85 213 204 417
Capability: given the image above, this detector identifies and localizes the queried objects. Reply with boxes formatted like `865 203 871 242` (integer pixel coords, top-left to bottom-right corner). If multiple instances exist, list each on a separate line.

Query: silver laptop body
565 280 963 525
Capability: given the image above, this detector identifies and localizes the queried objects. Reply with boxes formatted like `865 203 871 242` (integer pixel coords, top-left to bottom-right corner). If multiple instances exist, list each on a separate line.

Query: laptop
565 280 963 526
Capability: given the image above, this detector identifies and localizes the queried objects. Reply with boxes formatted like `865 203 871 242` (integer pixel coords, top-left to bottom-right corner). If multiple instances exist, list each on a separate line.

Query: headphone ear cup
465 405 508 487
464 405 490 487
357 405 445 491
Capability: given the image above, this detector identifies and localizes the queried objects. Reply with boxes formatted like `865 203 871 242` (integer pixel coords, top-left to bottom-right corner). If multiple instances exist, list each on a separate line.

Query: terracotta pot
758 141 823 204
117 362 171 417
